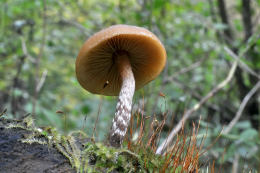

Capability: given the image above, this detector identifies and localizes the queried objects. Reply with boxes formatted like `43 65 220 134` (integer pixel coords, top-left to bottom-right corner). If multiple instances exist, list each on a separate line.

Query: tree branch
58 18 89 37
36 69 48 93
224 46 260 80
156 60 238 155
21 37 36 63
223 80 260 134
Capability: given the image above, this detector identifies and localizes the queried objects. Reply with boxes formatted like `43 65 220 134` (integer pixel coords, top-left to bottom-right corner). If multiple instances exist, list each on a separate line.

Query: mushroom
76 24 166 147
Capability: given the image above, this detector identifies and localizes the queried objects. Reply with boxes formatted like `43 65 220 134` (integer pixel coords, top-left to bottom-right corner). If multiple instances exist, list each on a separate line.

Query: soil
0 118 75 173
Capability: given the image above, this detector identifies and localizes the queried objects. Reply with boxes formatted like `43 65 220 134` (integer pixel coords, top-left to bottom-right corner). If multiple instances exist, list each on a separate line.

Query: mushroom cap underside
76 25 166 96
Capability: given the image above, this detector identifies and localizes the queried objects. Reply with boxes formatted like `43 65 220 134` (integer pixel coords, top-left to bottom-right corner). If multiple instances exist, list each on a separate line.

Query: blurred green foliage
0 0 259 171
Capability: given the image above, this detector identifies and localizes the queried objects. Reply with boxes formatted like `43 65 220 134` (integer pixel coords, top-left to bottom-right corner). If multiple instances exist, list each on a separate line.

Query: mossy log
0 117 161 173
0 118 75 173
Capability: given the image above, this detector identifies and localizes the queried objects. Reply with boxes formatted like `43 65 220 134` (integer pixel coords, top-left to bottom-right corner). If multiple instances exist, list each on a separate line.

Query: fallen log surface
0 118 75 173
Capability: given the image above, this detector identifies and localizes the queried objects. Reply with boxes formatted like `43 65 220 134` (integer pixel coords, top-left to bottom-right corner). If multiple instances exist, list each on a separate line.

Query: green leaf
235 121 251 129
240 129 258 142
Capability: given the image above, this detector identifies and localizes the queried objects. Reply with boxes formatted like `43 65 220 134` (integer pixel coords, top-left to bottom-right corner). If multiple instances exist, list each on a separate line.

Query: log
0 118 75 173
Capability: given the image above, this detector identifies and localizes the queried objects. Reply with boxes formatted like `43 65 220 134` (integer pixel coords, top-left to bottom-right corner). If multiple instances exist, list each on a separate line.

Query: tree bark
0 118 75 173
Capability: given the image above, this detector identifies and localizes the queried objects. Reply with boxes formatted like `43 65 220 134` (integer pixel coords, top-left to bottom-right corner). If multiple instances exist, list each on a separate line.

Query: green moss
0 116 185 172
82 143 145 172
49 132 167 172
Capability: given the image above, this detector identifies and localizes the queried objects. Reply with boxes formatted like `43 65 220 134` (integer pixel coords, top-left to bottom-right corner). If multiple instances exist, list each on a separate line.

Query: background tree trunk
217 0 259 129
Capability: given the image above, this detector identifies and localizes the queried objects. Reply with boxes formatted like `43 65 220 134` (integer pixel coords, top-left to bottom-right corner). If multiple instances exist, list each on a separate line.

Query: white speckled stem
109 53 135 148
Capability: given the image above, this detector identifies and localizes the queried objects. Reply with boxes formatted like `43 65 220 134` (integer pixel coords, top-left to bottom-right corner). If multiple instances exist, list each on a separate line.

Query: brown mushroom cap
76 24 166 96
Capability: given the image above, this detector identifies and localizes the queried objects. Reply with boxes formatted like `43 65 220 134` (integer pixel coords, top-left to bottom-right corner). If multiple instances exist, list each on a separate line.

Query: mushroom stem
109 52 135 148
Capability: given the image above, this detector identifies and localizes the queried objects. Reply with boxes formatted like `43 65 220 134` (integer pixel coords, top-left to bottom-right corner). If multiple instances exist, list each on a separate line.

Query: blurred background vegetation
0 0 259 172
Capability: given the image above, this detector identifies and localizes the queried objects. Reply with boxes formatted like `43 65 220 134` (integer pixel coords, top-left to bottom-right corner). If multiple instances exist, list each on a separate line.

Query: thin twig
224 46 260 79
0 108 7 117
156 61 238 155
164 57 207 84
21 37 36 63
172 79 222 113
36 69 48 92
223 80 260 134
59 18 89 37
32 0 47 116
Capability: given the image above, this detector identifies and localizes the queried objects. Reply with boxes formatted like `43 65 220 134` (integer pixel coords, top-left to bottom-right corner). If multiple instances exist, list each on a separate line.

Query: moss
52 137 156 172
81 143 146 172
0 116 200 172
0 116 147 172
